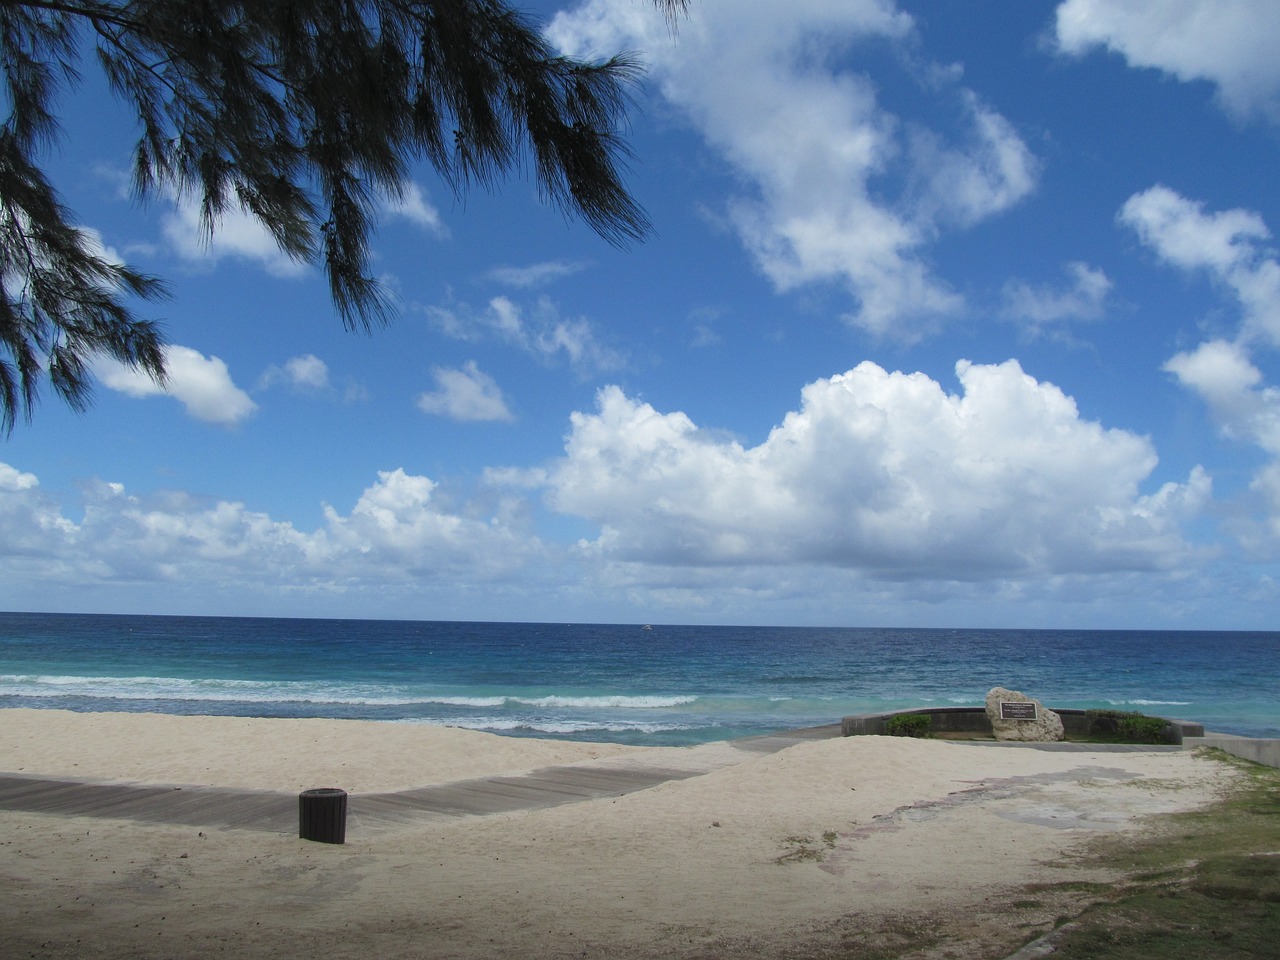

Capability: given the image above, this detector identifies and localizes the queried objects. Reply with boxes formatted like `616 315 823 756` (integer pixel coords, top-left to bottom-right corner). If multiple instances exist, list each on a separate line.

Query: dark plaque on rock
999 701 1038 721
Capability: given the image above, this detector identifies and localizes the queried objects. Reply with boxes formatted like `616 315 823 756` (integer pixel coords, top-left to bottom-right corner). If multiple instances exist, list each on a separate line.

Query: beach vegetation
1083 710 1171 744
775 831 840 865
1020 751 1280 959
0 0 685 431
883 713 932 738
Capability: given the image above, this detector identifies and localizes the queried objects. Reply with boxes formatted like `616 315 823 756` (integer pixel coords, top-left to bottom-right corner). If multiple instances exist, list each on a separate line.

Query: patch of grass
1022 751 1280 960
1025 880 1118 897
775 831 841 865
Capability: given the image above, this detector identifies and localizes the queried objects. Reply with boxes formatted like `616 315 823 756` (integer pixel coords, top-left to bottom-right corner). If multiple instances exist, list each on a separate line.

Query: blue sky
3 0 1280 629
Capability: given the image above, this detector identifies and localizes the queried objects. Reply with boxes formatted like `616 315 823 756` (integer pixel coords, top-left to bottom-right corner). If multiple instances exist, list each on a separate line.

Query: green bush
1117 714 1170 744
1085 709 1169 744
1086 708 1125 738
884 713 932 738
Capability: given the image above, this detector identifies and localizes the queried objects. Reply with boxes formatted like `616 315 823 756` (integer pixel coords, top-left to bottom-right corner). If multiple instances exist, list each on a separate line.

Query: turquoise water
0 612 1275 744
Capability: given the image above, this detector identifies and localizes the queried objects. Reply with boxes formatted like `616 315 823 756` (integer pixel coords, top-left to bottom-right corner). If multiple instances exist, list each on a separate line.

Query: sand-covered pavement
0 709 1243 960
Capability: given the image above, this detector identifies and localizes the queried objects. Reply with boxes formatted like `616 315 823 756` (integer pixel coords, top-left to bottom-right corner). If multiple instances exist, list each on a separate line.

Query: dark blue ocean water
0 612 1275 744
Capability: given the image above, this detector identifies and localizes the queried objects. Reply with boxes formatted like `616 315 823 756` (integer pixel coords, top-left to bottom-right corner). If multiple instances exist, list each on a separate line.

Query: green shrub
1117 713 1170 744
884 713 932 738
1085 708 1125 738
1085 709 1169 744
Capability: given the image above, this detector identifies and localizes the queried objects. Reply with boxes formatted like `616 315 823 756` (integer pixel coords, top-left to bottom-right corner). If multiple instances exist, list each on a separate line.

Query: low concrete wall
843 707 988 737
842 707 1204 744
1183 736 1280 769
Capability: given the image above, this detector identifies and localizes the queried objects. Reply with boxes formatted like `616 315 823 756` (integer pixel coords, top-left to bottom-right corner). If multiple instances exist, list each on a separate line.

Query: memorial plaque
999 701 1038 721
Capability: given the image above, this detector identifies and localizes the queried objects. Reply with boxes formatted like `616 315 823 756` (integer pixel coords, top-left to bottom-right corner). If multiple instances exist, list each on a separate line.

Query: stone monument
985 687 1064 742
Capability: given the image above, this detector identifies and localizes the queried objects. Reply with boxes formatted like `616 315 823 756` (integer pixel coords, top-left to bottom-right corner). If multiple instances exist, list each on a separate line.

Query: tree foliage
0 0 685 431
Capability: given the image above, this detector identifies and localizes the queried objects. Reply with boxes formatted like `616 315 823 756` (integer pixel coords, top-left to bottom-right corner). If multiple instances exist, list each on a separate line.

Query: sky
3 0 1280 629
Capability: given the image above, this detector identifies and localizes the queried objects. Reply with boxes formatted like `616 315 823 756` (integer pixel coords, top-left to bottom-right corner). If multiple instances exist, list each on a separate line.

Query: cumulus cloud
0 464 540 594
417 361 514 422
1164 340 1280 453
425 295 625 372
95 345 257 426
1120 186 1280 345
161 199 309 278
1001 261 1112 331
549 0 1037 339
543 361 1207 578
1055 0 1280 124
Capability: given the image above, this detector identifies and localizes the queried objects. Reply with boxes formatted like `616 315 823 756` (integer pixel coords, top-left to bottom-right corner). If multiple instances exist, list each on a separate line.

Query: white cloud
161 198 309 278
1166 341 1280 548
259 354 332 392
417 361 514 422
1122 187 1280 550
0 465 78 559
282 354 330 389
550 0 1038 339
1001 261 1112 330
1165 340 1280 454
0 462 38 493
905 92 1040 230
425 295 625 372
75 225 126 268
485 261 589 288
0 464 541 594
2 222 137 299
382 181 448 236
1165 340 1262 421
543 361 1207 578
1120 186 1280 346
317 470 535 576
96 344 257 426
690 323 721 348
162 180 444 277
1055 0 1280 124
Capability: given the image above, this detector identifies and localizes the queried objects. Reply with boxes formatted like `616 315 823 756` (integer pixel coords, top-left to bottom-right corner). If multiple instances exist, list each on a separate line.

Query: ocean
0 612 1276 745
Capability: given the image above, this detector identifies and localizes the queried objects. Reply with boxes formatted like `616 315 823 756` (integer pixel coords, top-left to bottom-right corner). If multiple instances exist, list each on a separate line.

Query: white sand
0 708 646 791
0 709 1243 960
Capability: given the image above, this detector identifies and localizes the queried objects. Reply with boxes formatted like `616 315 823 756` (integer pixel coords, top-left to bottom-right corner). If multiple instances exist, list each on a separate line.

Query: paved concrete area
960 741 1185 754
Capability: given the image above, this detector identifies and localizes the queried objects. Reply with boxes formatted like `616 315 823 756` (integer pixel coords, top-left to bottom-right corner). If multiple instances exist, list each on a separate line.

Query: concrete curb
1182 735 1280 769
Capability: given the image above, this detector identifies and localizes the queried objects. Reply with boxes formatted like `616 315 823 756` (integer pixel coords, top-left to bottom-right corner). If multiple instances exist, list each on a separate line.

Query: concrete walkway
959 740 1185 754
0 725 844 839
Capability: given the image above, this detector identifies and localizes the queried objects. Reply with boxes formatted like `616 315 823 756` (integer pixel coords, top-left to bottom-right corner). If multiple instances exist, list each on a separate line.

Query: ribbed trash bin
299 787 347 844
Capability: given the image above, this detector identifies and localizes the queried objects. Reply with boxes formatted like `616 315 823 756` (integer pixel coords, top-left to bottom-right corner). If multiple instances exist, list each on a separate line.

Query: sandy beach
0 709 1244 960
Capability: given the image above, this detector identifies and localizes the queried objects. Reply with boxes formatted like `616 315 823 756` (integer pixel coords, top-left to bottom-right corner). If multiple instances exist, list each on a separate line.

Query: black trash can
299 787 347 844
